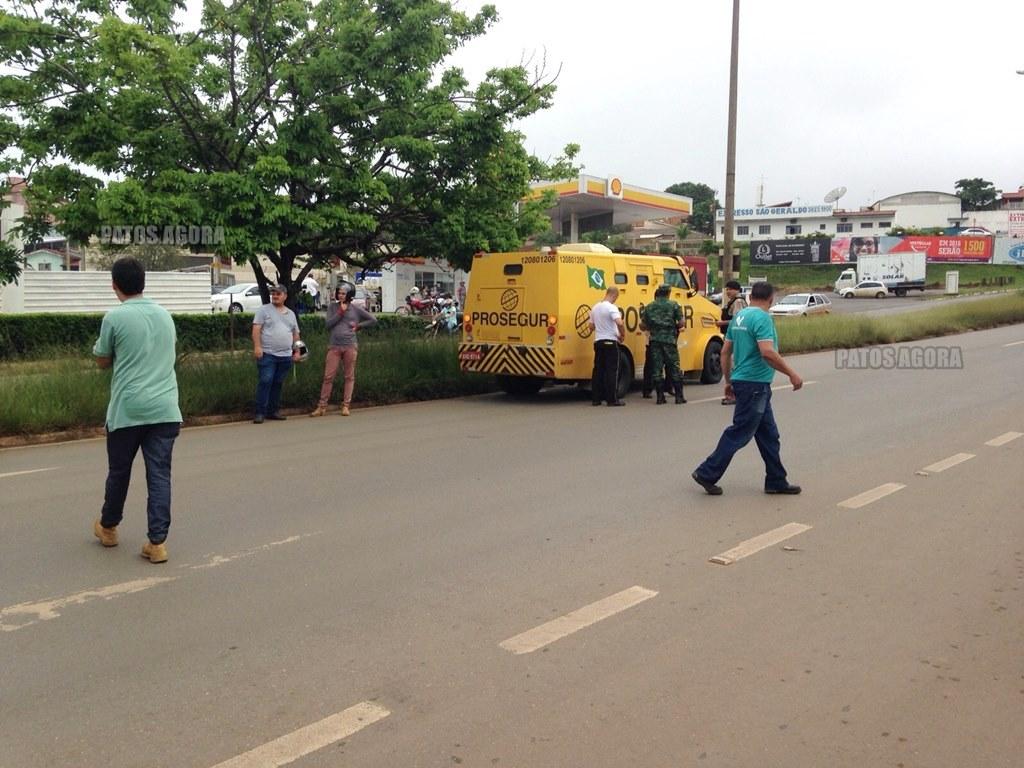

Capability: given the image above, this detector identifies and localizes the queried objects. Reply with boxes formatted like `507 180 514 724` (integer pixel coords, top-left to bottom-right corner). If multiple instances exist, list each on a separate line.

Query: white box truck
834 252 927 296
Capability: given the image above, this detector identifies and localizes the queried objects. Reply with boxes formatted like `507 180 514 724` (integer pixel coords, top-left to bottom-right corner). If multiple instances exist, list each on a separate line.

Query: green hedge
0 311 426 359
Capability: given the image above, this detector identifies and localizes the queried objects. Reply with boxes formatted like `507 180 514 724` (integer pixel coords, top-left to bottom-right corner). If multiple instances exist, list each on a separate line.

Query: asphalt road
2 324 1023 768
825 289 1014 317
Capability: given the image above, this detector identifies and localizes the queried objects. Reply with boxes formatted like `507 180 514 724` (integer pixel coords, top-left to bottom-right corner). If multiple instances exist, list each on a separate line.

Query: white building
378 257 468 313
717 191 966 241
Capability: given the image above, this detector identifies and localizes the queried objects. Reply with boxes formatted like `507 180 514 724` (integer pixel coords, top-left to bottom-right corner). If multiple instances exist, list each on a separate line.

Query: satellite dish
824 186 847 204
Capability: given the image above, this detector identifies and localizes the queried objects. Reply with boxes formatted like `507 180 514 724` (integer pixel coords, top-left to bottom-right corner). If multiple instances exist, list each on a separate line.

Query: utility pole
722 0 740 282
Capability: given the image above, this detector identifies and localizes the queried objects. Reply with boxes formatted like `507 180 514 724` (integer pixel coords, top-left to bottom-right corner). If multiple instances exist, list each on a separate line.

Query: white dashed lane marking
207 701 390 768
0 467 59 480
921 453 975 473
837 483 906 510
1002 340 1024 348
986 432 1022 447
709 523 812 566
499 586 658 655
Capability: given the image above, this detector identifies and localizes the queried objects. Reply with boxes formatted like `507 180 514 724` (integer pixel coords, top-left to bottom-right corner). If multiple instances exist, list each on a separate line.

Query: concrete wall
960 210 1009 234
1 201 25 253
1 271 210 313
891 201 964 230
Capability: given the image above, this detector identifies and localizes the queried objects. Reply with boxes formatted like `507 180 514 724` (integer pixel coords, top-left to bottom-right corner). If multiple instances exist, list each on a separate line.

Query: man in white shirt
588 286 626 406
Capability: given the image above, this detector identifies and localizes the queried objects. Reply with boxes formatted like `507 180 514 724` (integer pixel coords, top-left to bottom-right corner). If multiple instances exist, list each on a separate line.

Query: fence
0 271 210 314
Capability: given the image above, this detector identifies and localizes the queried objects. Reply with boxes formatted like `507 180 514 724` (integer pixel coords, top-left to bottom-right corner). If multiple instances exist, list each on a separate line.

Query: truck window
663 269 687 289
614 273 628 285
636 274 650 285
503 264 523 276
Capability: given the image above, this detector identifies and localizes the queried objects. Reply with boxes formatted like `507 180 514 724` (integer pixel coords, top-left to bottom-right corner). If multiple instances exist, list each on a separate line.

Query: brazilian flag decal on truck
586 266 605 290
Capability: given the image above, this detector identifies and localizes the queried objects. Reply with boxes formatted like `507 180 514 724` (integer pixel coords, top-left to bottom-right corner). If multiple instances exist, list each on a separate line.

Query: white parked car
958 227 992 236
210 283 264 313
839 280 889 299
769 293 832 317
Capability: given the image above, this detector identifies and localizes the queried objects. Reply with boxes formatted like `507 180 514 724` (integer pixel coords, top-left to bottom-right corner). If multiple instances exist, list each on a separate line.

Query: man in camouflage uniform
640 284 686 404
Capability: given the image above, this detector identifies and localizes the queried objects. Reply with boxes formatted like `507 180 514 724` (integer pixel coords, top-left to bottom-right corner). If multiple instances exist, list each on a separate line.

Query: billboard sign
887 236 992 263
993 237 1024 265
717 204 834 221
1009 212 1024 238
750 238 830 265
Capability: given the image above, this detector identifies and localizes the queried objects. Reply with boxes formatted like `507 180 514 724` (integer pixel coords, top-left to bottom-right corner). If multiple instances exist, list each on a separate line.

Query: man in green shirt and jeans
92 257 182 563
692 282 803 496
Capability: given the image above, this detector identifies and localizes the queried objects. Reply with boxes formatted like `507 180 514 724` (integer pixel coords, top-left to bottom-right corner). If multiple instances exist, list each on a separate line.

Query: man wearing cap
717 280 747 405
252 284 301 423
640 284 686 404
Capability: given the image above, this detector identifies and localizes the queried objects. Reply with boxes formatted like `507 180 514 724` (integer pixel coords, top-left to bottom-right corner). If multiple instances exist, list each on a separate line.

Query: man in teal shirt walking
692 282 803 496
92 257 182 563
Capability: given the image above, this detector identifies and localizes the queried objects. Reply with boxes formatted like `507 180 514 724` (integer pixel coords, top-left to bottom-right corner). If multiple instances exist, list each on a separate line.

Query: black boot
674 380 686 404
655 384 667 404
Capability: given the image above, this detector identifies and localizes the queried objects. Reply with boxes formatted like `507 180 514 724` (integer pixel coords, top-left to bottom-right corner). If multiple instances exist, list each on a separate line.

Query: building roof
1001 187 1024 201
529 174 692 227
873 190 960 207
833 209 896 218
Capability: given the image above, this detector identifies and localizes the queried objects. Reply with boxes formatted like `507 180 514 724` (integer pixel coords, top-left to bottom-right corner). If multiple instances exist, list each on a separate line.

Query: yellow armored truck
458 244 724 397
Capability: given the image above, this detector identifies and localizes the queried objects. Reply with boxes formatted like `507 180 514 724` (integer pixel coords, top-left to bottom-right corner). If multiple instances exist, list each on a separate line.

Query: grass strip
777 291 1024 353
0 336 492 437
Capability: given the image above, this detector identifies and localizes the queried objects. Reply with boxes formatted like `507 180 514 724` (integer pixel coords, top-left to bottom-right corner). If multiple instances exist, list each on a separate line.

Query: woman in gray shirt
310 283 377 417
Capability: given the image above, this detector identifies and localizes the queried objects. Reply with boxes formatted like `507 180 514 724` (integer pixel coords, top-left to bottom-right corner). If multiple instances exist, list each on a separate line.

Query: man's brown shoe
141 542 168 563
93 519 118 547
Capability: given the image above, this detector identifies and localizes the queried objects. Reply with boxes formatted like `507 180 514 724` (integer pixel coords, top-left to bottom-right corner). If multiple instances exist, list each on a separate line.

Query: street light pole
722 0 740 282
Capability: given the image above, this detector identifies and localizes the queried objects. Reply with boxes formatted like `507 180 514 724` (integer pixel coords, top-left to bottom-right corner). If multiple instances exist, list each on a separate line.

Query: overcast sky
447 0 1024 208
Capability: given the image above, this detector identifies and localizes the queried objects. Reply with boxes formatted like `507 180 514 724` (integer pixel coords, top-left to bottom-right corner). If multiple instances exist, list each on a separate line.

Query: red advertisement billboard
887 236 992 263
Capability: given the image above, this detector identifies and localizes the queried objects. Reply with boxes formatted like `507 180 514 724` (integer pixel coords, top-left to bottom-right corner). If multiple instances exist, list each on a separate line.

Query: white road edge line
0 577 178 632
838 482 906 510
921 453 975 473
208 701 390 768
1002 340 1024 348
0 467 60 480
688 381 818 405
499 586 658 655
709 522 812 566
986 431 1023 447
1 535 312 632
189 535 307 570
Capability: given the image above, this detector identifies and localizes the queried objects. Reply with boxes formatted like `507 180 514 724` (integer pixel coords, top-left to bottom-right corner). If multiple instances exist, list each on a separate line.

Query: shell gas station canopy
527 174 693 241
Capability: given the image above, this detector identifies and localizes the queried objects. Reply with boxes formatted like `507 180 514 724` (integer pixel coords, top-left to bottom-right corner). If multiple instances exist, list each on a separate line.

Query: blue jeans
255 354 293 416
695 380 789 489
101 422 180 544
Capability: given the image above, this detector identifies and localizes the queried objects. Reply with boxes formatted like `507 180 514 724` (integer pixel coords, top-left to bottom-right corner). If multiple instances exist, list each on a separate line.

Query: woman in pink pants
310 283 377 417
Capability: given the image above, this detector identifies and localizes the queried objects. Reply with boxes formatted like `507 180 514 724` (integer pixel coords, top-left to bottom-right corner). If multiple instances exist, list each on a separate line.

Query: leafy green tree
665 181 718 235
0 240 20 286
0 0 576 303
955 178 1000 211
90 243 190 272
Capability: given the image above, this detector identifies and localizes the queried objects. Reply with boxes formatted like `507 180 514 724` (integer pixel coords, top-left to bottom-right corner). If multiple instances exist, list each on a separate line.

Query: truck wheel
700 338 724 384
894 289 905 297
614 348 634 401
497 375 544 397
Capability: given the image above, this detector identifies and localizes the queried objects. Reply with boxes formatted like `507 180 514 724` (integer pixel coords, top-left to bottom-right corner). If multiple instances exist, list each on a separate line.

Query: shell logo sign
606 176 624 200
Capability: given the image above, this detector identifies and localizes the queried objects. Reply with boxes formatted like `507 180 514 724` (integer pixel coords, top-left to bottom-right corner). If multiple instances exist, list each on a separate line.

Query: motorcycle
424 299 460 337
397 293 438 316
